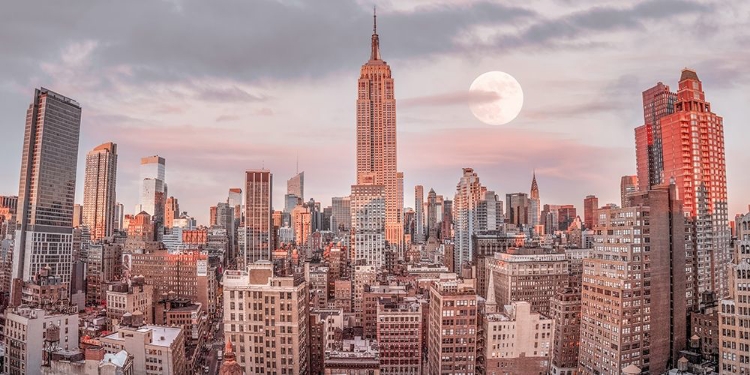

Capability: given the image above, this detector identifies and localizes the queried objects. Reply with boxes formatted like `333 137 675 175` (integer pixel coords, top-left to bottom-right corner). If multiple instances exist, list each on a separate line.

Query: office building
13 88 81 288
506 193 530 228
82 142 118 240
244 170 273 264
550 287 582 375
415 185 425 244
427 276 478 375
377 298 423 374
583 195 598 230
137 156 166 221
486 249 568 316
356 11 403 249
578 185 687 374
529 172 541 228
287 171 304 201
222 262 309 375
454 168 486 269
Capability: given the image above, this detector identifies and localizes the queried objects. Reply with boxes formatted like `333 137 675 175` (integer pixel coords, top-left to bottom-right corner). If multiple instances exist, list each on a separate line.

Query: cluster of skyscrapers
0 10 746 375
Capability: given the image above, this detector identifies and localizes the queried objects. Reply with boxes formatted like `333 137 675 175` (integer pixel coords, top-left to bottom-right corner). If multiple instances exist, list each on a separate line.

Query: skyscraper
426 188 437 238
634 69 729 302
578 184 687 374
82 142 118 240
620 175 638 208
506 193 530 227
12 88 82 287
356 10 402 249
113 202 124 232
287 171 304 201
243 170 272 264
529 171 541 228
661 69 729 300
164 196 179 229
454 168 485 268
137 156 166 221
583 195 598 230
414 185 424 244
635 82 677 192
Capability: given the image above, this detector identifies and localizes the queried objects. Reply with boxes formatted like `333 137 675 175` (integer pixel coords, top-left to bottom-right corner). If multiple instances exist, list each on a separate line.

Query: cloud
401 89 499 108
488 0 713 50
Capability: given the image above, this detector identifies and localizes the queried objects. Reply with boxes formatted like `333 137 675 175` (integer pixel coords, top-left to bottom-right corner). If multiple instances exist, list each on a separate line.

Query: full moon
468 71 524 125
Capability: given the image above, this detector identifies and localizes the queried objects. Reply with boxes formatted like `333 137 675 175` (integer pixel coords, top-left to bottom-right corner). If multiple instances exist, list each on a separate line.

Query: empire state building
355 10 403 249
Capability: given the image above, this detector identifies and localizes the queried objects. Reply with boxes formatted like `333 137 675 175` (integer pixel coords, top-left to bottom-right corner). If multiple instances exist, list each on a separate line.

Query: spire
530 171 539 199
370 6 381 61
485 270 497 314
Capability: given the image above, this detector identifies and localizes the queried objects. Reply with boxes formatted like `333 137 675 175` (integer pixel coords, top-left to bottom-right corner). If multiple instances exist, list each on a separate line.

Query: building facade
244 170 273 264
222 262 309 375
13 88 81 288
356 12 403 250
82 142 118 241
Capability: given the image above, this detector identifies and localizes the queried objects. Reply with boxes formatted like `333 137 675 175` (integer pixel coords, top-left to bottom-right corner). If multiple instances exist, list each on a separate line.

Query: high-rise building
635 70 729 302
86 242 122 306
636 82 677 192
442 199 453 240
113 202 124 232
454 168 485 269
530 172 541 228
356 11 402 249
222 262 309 375
583 195 598 230
620 175 639 208
427 189 438 238
550 287 582 375
477 190 503 232
13 88 81 289
506 193 530 228
377 298 423 374
287 171 304 201
350 183 385 268
427 276 478 375
719 210 750 374
578 185 687 374
164 196 179 230
663 70 729 301
486 249 569 316
243 170 272 264
82 142 118 240
414 185 425 244
137 156 166 220
128 249 216 317
331 196 351 234
472 231 525 300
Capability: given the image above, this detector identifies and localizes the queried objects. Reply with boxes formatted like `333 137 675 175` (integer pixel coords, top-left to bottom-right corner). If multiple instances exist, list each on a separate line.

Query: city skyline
1 1 749 225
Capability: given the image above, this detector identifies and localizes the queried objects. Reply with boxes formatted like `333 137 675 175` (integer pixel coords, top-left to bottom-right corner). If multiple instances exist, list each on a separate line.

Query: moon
469 71 524 125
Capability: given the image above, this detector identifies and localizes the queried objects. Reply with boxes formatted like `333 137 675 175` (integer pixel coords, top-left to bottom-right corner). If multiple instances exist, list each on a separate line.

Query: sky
1 0 749 225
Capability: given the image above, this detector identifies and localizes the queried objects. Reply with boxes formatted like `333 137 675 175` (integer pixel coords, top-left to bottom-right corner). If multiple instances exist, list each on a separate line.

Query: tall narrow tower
82 142 118 240
13 88 82 288
529 172 541 229
356 9 402 249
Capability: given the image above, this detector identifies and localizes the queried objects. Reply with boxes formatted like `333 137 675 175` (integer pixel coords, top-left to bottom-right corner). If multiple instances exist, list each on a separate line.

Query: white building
350 183 386 268
3 306 79 375
100 323 186 375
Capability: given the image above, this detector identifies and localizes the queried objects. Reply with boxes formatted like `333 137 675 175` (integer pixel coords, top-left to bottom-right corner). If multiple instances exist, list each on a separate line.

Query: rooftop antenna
373 5 377 34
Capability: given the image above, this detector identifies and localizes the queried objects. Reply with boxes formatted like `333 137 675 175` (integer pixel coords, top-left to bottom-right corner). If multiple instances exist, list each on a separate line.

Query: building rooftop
101 350 129 367
103 325 181 347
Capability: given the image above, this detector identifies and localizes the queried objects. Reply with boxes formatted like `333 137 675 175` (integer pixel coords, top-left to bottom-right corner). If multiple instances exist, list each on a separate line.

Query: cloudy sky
2 0 749 224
